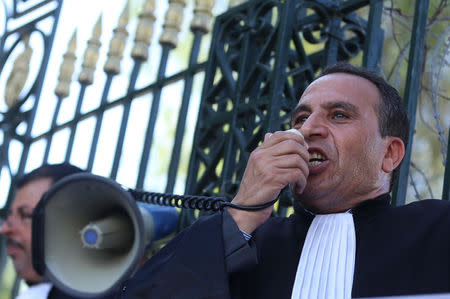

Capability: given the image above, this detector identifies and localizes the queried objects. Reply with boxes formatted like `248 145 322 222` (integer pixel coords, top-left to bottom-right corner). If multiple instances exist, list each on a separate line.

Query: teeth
309 152 325 161
308 152 326 167
309 160 322 166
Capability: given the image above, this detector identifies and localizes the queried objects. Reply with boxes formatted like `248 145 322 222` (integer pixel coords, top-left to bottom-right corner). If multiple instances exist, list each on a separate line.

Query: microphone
285 128 305 140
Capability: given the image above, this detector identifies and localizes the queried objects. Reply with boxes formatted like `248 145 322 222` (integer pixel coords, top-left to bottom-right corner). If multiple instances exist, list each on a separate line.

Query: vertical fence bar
110 61 142 179
87 2 129 171
220 21 249 187
266 0 298 132
11 273 21 296
45 31 78 162
165 0 215 193
323 0 342 67
0 238 6 289
362 0 383 72
110 0 155 180
43 96 63 162
136 45 171 189
392 0 430 206
165 31 203 193
136 0 186 189
443 133 449 201
64 84 87 161
87 74 114 171
65 16 102 162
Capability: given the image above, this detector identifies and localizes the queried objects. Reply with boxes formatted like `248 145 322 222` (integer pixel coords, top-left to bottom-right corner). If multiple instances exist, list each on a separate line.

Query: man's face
0 177 53 283
290 73 391 213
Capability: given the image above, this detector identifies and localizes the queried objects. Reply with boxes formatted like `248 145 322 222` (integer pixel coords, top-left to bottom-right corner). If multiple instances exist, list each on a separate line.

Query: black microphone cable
129 189 278 212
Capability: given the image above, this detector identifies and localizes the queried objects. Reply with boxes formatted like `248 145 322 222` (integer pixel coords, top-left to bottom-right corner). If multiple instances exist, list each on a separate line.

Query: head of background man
290 62 410 214
0 163 84 284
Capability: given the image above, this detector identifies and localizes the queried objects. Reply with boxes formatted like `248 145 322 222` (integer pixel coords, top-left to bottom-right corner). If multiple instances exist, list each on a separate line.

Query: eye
18 208 33 221
19 211 33 221
332 111 349 119
293 114 309 125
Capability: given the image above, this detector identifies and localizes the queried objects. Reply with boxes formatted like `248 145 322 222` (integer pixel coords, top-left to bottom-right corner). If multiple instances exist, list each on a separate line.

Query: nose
300 113 328 141
0 218 12 235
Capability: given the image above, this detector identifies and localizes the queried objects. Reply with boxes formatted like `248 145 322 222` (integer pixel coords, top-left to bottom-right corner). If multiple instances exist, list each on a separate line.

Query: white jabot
15 282 52 299
291 212 356 299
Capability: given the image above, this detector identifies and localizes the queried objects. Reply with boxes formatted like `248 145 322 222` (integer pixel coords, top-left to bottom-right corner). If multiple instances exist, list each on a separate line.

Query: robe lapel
145 214 231 299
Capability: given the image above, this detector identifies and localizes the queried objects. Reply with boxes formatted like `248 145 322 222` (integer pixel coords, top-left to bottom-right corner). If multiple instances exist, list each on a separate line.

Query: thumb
264 132 273 142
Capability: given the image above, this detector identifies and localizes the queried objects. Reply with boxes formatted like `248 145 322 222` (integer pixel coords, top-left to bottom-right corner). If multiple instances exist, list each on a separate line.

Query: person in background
0 163 84 299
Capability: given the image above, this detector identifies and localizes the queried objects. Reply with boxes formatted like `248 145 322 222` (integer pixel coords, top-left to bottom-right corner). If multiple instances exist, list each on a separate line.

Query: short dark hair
319 62 410 191
17 163 85 188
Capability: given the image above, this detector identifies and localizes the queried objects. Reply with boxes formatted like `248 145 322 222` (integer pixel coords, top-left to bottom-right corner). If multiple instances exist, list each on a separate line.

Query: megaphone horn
32 173 178 298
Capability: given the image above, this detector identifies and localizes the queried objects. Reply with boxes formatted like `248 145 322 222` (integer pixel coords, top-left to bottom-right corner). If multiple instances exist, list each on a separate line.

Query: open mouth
308 151 327 167
6 238 24 250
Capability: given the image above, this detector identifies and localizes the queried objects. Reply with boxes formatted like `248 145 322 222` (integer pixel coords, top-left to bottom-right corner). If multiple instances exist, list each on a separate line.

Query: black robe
118 194 450 298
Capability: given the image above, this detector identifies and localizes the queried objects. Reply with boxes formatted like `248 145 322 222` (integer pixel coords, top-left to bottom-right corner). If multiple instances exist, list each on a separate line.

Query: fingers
270 139 309 161
262 130 308 150
248 144 309 187
270 154 309 177
253 129 310 190
285 128 304 138
260 130 309 165
264 132 273 142
229 129 310 233
253 152 309 192
237 129 310 198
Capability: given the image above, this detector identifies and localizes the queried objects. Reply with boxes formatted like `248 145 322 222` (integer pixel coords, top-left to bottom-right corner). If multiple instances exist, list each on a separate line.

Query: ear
382 137 405 174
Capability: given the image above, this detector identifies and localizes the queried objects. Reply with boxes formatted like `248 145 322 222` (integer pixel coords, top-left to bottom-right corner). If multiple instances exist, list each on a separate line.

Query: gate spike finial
55 30 78 98
131 0 156 61
104 2 130 74
159 0 187 48
5 35 32 108
78 14 102 84
190 0 215 34
228 0 245 8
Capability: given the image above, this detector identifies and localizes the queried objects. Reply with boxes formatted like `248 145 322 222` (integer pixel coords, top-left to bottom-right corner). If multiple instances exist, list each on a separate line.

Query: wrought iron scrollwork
186 0 374 221
0 0 63 206
338 14 366 59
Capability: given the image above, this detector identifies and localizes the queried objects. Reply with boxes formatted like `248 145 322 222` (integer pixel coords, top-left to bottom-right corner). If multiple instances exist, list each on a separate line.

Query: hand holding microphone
285 128 304 138
228 128 309 234
284 129 310 195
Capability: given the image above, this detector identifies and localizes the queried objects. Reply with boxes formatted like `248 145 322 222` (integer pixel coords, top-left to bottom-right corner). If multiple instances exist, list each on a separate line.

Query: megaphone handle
129 190 279 212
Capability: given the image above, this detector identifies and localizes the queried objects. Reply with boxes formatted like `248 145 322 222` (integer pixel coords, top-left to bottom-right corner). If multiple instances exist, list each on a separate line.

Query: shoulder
407 198 450 209
394 199 450 216
389 199 450 230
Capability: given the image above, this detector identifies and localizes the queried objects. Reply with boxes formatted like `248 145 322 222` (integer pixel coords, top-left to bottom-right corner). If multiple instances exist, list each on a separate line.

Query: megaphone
32 173 178 298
